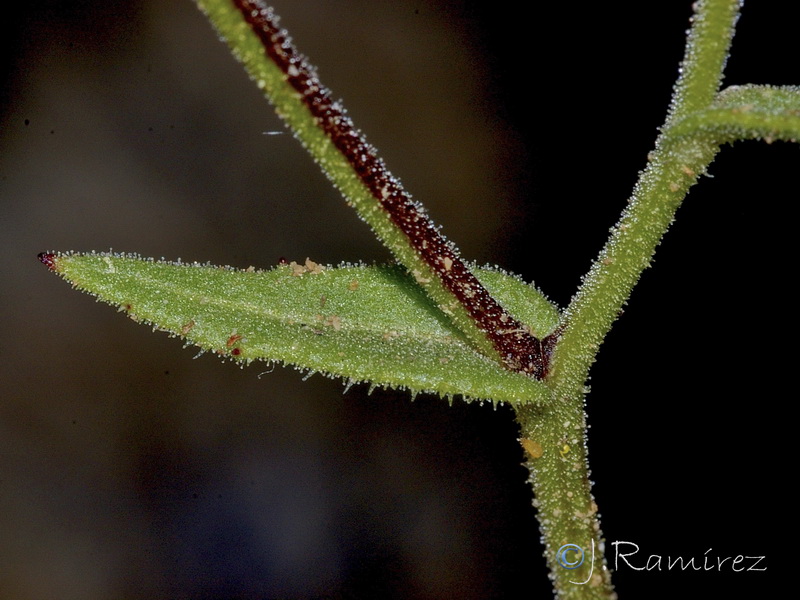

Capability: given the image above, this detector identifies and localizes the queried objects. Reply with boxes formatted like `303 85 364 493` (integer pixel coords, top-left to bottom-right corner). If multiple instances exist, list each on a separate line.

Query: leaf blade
42 252 558 405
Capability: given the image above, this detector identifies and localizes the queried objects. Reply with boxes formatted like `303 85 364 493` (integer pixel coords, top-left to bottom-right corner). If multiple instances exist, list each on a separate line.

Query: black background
2 1 793 598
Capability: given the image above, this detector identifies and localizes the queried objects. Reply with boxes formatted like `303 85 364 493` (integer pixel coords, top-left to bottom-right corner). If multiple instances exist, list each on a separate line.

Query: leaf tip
38 252 59 271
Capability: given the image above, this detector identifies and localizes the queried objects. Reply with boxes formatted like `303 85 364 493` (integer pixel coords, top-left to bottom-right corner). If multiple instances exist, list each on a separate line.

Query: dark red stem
232 1 553 378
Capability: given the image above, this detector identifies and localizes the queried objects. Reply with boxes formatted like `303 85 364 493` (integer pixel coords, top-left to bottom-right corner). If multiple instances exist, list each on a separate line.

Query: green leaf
41 252 558 405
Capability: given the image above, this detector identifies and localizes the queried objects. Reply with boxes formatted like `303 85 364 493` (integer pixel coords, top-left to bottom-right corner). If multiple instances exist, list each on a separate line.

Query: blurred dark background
1 1 794 598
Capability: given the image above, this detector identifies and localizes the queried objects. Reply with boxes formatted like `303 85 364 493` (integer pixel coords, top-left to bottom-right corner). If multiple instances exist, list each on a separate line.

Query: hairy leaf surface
42 253 559 404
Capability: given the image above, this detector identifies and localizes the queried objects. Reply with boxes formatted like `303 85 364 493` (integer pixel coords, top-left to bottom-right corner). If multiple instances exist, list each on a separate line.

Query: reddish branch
231 0 555 378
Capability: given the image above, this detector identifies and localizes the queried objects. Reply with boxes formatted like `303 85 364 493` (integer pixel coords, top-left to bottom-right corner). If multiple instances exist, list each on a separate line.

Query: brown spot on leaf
305 258 324 274
181 320 195 336
289 261 305 276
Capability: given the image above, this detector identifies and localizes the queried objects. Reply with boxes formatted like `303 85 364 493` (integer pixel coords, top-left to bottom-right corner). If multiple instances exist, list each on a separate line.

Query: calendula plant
37 0 797 597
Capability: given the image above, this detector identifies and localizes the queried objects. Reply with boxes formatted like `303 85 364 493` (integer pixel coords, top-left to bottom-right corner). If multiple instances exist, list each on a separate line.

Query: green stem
666 0 742 125
552 0 741 391
551 136 719 391
518 149 719 599
519 130 735 597
516 399 614 599
525 2 745 598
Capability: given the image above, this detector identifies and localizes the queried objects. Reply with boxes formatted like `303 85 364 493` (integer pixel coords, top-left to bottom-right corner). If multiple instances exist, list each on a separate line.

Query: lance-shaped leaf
193 0 552 378
39 252 559 405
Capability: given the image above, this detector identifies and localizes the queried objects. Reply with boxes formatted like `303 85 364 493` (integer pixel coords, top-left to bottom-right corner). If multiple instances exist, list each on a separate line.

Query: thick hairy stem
516 397 614 600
